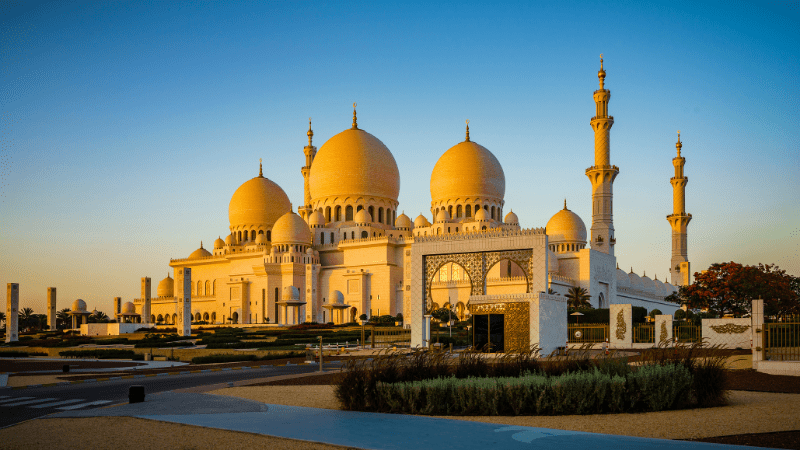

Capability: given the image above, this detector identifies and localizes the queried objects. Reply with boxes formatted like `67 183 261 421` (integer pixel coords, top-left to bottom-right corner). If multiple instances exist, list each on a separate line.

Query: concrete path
46 392 766 449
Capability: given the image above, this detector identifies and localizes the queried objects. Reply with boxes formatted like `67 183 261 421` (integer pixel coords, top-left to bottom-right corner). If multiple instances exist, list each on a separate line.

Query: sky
1 0 798 314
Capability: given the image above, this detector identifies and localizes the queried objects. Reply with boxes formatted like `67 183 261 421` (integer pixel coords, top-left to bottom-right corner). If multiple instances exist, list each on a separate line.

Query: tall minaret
586 55 619 255
299 118 317 221
667 131 692 286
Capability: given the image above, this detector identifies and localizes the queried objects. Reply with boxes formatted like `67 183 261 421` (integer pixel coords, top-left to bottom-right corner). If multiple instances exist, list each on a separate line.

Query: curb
0 362 319 390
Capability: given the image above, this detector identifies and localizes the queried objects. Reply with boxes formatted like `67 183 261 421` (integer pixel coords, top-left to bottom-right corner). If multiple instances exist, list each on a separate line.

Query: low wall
754 360 800 376
702 318 751 349
0 346 303 362
80 323 156 336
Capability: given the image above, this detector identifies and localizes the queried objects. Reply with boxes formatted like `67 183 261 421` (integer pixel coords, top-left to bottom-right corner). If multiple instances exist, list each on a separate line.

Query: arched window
356 205 363 212
368 206 374 222
378 207 384 223
335 206 342 221
330 232 334 243
258 230 263 235
447 227 451 233
320 233 325 245
345 205 353 221
362 231 368 238
482 226 487 231
203 312 209 321
205 280 210 296
251 230 256 240
351 231 355 239
211 312 216 323
325 206 331 222
448 205 453 217
157 314 163 323
393 210 396 224
466 204 472 217
456 205 462 217
455 227 459 232
267 230 271 241
491 206 496 220
484 204 488 211
238 231 242 242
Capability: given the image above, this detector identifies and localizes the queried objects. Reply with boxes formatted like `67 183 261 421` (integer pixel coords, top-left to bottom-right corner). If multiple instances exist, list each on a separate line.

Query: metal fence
764 321 800 361
371 326 411 348
567 323 608 343
673 324 702 343
633 324 654 343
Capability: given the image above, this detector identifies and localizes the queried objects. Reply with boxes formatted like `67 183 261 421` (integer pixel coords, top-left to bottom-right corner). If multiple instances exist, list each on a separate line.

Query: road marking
30 399 85 408
0 397 34 404
1 398 57 407
56 400 113 411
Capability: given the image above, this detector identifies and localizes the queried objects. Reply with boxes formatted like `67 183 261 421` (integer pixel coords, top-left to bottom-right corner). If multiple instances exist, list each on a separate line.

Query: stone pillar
752 298 765 368
113 297 121 323
655 314 673 345
141 277 151 324
47 287 57 331
179 268 191 336
609 304 631 349
6 283 19 343
423 315 432 348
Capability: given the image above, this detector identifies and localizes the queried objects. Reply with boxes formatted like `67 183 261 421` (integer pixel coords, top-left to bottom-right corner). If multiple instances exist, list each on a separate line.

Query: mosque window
320 233 325 245
466 205 472 217
346 206 353 221
447 227 450 233
368 206 374 222
448 206 453 217
373 232 376 237
491 206 496 220
452 265 461 280
258 230 263 235
351 231 355 239
267 230 271 241
325 206 331 222
330 232 334 243
378 207 384 223
238 231 242 242
357 205 363 212
484 205 488 211
251 230 256 240
440 266 448 281
456 205 462 217
362 231 368 238
392 210 396 224
455 227 459 232
335 206 341 221
482 226 487 231
205 281 210 295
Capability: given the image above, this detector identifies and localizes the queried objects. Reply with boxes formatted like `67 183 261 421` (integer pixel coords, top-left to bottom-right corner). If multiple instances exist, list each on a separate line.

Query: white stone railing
413 227 545 243
430 280 472 287
548 273 575 284
485 276 528 283
170 247 265 263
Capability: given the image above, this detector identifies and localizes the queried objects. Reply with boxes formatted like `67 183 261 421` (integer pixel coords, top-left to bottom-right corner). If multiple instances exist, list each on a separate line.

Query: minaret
586 55 619 255
299 118 317 221
667 131 692 286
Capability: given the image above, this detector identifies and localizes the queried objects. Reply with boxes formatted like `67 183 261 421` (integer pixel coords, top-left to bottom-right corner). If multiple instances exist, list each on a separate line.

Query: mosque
130 58 690 346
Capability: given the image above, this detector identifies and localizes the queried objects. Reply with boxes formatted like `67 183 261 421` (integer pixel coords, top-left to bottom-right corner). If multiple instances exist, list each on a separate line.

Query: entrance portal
473 314 505 353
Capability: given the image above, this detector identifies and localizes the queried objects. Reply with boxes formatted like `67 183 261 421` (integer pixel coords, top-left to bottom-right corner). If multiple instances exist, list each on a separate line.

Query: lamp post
317 335 323 373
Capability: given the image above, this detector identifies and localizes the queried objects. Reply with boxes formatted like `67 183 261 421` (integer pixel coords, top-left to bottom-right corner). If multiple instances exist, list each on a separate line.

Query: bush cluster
190 351 304 364
59 349 136 359
0 351 33 357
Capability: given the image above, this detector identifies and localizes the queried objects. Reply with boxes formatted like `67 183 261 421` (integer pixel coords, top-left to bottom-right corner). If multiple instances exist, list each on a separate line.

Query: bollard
62 364 70 373
129 385 145 404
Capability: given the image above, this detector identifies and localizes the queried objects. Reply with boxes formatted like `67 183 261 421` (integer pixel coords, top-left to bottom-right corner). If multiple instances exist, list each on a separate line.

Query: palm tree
19 307 34 332
56 308 71 329
0 311 5 327
566 287 591 309
89 310 109 323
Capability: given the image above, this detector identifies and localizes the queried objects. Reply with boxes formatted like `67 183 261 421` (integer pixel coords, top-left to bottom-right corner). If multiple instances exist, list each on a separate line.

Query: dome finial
259 158 263 177
616 263 619 270
598 54 606 89
465 120 470 142
676 130 682 157
200 240 203 249
352 103 358 129
307 118 313 146
564 199 567 210
630 266 633 273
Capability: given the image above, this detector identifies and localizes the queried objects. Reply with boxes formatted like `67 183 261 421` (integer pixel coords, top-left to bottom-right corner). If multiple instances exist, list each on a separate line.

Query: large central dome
228 168 292 231
309 128 400 203
430 140 505 204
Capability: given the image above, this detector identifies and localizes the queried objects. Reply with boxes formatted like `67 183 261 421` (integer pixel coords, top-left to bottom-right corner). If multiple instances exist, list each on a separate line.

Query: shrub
94 338 129 345
59 349 136 359
191 351 304 364
0 351 31 357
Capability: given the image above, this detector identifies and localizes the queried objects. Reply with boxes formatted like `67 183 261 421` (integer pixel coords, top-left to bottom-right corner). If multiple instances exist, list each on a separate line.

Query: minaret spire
259 158 263 177
586 56 619 256
668 130 692 286
465 120 470 142
352 103 358 129
299 118 318 221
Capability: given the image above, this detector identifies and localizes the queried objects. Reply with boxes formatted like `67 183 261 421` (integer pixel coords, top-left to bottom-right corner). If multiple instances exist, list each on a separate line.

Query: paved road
0 362 332 429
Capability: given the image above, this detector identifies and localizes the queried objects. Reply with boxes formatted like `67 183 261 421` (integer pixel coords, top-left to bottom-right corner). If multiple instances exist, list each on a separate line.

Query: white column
752 298 765 367
6 283 19 343
609 304 632 349
423 314 432 348
180 268 192 336
141 277 151 324
655 314 673 345
47 287 57 331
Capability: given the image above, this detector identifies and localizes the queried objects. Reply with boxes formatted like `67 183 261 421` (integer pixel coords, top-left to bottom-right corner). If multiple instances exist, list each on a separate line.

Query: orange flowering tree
667 262 798 317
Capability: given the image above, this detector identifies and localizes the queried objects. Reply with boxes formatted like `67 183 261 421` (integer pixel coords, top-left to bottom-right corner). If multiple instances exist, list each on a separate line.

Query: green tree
565 287 591 309
56 308 71 329
0 311 5 327
19 307 34 332
89 310 110 323
670 262 798 317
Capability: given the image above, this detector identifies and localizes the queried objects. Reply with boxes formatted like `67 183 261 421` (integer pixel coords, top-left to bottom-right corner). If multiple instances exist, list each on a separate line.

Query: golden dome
328 290 345 304
546 203 587 243
224 234 233 246
395 212 412 229
435 208 450 223
228 169 292 231
474 207 488 221
189 243 212 259
255 233 267 245
504 210 519 225
281 286 303 303
213 236 225 249
157 274 174 297
71 299 87 312
430 140 505 205
271 212 312 245
354 208 372 224
308 210 326 227
414 214 431 228
309 128 400 202
121 302 136 314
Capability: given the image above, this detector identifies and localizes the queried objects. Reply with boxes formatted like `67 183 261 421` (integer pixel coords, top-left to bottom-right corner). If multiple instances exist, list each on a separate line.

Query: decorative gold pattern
659 321 668 343
615 309 626 340
710 323 751 334
423 250 534 299
468 301 530 353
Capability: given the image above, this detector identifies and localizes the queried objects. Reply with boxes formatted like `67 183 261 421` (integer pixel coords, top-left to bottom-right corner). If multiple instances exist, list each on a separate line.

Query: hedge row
368 365 692 415
59 349 136 359
190 351 304 364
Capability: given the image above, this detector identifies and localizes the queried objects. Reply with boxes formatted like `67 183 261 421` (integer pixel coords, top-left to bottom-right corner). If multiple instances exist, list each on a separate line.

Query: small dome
229 169 292 231
271 212 312 245
309 128 400 203
354 208 372 224
330 290 344 304
72 299 87 312
414 214 431 228
189 243 212 259
224 234 234 245
121 302 136 314
435 208 450 223
309 210 326 227
395 212 412 229
213 236 225 249
654 279 666 296
255 232 267 245
504 210 519 225
628 271 643 290
474 207 488 221
616 268 630 288
157 274 174 297
546 202 587 243
430 140 505 205
641 275 656 293
281 286 303 302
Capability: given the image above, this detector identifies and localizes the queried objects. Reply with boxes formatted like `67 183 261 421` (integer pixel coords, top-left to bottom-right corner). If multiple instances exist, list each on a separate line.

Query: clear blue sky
1 0 798 314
